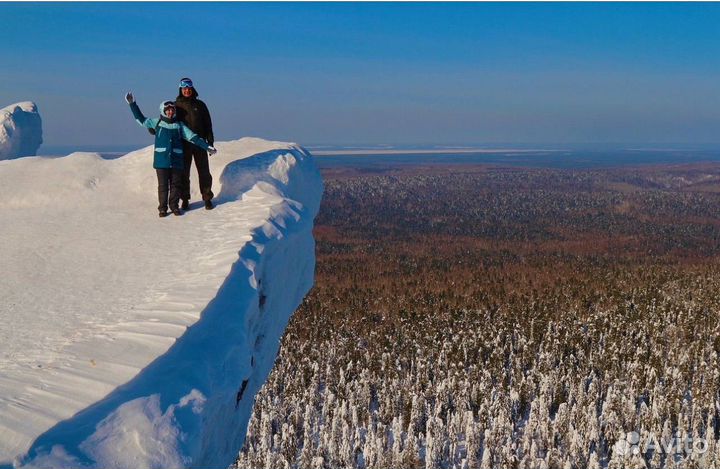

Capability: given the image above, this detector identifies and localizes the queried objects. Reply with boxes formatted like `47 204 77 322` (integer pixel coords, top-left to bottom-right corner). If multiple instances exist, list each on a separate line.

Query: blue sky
3 2 720 148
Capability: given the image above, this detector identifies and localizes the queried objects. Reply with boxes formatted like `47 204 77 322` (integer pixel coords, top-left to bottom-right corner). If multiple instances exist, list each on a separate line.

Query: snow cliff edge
0 138 322 468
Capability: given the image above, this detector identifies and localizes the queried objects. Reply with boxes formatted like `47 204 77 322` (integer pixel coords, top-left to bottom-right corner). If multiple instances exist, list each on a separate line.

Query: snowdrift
0 102 43 160
0 138 323 468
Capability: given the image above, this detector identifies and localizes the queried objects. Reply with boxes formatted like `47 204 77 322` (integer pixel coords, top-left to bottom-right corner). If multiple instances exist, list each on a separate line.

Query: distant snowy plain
0 138 322 468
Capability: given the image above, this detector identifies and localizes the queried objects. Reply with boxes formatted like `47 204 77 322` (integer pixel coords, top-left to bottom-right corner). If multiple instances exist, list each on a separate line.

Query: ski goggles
179 79 194 88
162 101 176 110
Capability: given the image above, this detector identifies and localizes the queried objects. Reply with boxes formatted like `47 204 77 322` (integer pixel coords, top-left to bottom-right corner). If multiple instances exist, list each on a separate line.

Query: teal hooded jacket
129 101 210 169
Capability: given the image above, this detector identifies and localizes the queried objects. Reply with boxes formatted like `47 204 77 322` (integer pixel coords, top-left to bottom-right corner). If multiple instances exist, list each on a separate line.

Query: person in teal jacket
125 92 217 217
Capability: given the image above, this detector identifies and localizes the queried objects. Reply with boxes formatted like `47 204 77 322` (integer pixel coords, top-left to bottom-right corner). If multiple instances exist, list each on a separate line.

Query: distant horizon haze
37 142 720 156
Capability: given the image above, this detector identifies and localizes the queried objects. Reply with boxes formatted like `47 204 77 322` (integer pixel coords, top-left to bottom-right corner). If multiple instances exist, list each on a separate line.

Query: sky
3 2 720 149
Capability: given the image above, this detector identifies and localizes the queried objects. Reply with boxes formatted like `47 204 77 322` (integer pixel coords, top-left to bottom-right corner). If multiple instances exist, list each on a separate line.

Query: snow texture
0 137 323 468
0 102 43 160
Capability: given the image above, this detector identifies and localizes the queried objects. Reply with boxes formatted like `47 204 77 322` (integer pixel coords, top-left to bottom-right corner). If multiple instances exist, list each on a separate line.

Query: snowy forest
236 163 720 469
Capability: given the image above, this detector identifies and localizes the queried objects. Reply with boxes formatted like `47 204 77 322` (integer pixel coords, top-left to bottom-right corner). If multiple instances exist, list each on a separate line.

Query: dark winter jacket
129 101 210 170
175 87 214 146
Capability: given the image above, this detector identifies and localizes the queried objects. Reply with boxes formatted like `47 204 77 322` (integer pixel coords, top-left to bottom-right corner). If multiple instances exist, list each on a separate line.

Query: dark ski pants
156 168 183 212
181 142 214 203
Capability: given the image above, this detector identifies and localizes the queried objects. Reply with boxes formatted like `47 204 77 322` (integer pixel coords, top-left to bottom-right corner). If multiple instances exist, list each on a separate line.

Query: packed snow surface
0 102 43 159
0 137 322 468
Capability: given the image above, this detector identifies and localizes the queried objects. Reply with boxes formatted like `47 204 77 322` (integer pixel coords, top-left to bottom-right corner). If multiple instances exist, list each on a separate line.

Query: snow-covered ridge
0 102 43 160
0 138 323 468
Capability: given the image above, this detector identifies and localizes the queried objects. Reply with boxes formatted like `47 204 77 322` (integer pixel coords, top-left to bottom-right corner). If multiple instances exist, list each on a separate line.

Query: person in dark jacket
125 92 216 217
175 77 216 210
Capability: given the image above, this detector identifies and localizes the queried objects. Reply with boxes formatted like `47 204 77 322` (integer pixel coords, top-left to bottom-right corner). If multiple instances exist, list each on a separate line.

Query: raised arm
125 92 158 129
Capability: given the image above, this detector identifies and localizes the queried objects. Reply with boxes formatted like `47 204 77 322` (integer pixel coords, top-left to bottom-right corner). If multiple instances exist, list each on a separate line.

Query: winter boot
171 208 183 216
204 200 214 210
181 199 190 210
159 210 169 218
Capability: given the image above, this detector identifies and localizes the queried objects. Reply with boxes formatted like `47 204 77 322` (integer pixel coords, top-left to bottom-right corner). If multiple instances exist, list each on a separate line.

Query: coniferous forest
236 162 720 469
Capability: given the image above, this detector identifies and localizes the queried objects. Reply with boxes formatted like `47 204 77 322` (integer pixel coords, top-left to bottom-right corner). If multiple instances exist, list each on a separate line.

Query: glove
208 146 217 156
125 92 134 104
